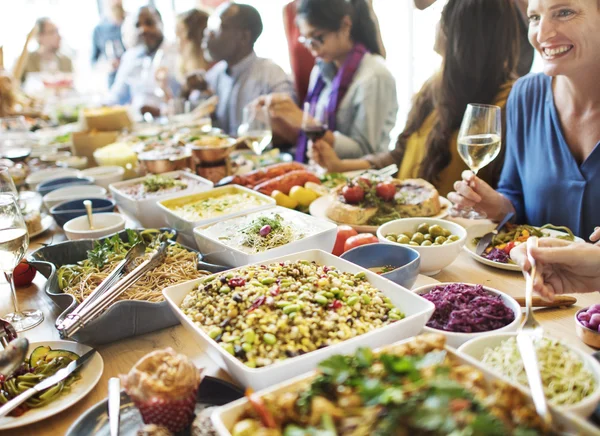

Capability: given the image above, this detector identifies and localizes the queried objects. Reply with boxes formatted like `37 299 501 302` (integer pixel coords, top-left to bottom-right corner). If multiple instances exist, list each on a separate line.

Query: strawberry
133 389 198 433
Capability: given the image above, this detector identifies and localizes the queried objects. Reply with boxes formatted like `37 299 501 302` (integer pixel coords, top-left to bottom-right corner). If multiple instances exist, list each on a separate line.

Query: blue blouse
498 73 600 240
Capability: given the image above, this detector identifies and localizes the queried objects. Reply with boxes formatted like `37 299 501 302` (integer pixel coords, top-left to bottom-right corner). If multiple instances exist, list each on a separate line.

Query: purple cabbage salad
422 283 515 333
483 248 511 263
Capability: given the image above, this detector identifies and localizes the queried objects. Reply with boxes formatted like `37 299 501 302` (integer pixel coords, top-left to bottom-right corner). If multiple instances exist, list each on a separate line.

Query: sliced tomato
245 388 277 428
332 226 359 256
503 241 516 254
343 234 379 253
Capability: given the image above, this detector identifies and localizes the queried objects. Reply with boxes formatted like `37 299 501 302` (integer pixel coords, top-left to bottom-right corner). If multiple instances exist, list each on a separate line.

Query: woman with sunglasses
266 0 397 161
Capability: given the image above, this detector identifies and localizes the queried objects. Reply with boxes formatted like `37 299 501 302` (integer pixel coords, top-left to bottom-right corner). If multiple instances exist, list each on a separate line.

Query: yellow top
396 81 514 197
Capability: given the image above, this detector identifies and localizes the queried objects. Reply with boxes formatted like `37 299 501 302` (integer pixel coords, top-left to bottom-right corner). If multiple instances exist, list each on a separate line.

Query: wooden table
2 220 598 436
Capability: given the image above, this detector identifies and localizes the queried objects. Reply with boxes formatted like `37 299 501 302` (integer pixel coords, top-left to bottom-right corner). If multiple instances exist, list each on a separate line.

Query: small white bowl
377 218 467 275
457 332 600 418
43 185 108 210
57 156 88 170
25 168 80 189
63 212 126 240
40 151 71 163
79 166 125 189
413 282 522 348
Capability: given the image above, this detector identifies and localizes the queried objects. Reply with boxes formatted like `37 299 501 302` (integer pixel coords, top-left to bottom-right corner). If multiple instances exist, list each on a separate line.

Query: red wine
303 125 327 141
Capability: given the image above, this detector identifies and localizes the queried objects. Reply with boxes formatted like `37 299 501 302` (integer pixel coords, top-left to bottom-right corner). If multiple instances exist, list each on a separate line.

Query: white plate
464 223 585 272
29 215 53 239
309 195 452 234
0 340 104 431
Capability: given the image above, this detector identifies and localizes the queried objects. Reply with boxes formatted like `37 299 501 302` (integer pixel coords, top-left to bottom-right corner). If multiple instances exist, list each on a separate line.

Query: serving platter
464 223 585 271
309 195 452 234
0 340 103 431
66 376 242 436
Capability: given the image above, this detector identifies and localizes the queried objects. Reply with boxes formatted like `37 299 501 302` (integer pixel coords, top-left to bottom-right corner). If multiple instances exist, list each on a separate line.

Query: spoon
0 338 28 378
83 200 94 230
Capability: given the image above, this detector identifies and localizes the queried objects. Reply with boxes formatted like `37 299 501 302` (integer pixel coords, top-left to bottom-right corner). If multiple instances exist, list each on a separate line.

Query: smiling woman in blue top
449 0 600 241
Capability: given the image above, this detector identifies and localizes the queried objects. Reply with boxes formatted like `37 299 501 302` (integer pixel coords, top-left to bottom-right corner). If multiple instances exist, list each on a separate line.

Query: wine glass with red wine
301 102 328 173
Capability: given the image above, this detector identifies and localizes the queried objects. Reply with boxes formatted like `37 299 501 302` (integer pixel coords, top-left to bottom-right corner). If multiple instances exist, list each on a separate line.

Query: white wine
0 228 28 272
458 134 501 173
246 130 272 155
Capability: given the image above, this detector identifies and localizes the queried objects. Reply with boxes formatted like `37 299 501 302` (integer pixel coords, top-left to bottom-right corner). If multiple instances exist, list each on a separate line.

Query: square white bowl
109 171 213 228
193 206 338 267
157 185 275 246
162 249 435 391
211 336 600 436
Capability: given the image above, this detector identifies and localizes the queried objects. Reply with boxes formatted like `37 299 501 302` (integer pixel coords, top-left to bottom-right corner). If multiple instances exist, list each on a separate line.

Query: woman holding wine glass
263 0 398 162
312 0 520 197
0 194 43 332
449 0 600 240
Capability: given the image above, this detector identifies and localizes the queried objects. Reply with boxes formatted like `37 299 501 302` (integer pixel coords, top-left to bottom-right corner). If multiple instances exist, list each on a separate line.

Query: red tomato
332 225 359 256
343 234 379 253
375 182 396 201
342 184 365 204
13 261 36 287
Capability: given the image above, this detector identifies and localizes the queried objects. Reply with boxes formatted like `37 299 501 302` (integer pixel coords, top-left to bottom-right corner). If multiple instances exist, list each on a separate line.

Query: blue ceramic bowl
36 176 94 197
50 197 116 228
341 243 421 289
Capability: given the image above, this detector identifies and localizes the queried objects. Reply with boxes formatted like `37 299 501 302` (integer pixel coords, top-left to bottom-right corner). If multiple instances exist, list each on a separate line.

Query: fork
516 236 553 427
369 164 398 179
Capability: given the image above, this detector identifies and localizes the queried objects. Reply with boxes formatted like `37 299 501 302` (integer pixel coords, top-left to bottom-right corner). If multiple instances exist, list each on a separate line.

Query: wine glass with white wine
238 106 273 156
454 104 502 219
0 194 44 331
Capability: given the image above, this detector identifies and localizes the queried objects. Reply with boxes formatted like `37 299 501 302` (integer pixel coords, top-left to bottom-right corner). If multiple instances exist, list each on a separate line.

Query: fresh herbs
143 174 187 193
320 173 347 189
238 214 296 253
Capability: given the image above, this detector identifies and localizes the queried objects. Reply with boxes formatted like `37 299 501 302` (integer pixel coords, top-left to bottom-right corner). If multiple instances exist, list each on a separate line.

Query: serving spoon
83 200 94 230
0 337 28 378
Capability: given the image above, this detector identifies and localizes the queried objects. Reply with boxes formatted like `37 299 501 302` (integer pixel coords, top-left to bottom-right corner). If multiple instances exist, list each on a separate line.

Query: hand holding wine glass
238 105 272 156
451 104 502 219
0 194 43 332
301 102 328 173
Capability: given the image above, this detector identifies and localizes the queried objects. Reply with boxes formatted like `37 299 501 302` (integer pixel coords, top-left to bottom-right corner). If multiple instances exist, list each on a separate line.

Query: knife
514 295 577 308
108 377 121 436
0 348 96 418
475 212 515 256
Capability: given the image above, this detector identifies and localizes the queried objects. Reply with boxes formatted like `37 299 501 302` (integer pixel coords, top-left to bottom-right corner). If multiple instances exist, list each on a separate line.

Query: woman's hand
510 238 600 299
591 226 600 245
447 170 514 221
312 140 344 172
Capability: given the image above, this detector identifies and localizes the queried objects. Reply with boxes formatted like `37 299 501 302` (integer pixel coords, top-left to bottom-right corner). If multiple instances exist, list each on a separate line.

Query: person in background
91 0 126 88
200 2 295 136
449 0 600 240
21 18 73 81
106 6 179 117
282 0 385 104
265 0 396 161
510 235 600 299
413 0 533 77
312 0 519 196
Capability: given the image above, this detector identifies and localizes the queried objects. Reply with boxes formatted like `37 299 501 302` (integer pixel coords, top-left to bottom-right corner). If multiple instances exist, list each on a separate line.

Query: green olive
421 240 433 247
385 235 397 242
442 228 452 238
423 234 433 242
396 234 410 244
408 241 420 247
411 232 425 244
434 236 447 244
448 235 460 242
428 225 444 238
386 233 398 239
417 223 430 234
443 239 455 245
402 231 413 239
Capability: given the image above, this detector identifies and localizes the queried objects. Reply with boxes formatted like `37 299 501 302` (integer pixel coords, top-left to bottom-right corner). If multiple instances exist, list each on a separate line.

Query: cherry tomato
375 182 396 201
343 234 379 253
342 184 365 204
13 261 36 287
332 225 359 256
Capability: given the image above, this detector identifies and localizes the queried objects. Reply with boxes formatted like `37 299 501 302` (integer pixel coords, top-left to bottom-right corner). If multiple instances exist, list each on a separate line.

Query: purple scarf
295 43 368 162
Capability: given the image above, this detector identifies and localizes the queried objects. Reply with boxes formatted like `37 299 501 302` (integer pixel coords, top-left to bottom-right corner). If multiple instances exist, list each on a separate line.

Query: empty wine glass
0 194 43 332
237 105 272 156
452 104 502 219
301 102 328 173
0 167 18 198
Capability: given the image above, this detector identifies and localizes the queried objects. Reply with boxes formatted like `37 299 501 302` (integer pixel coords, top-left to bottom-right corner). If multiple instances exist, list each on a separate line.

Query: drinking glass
452 104 502 219
0 167 18 198
301 102 328 174
0 194 43 331
0 116 33 162
237 105 273 156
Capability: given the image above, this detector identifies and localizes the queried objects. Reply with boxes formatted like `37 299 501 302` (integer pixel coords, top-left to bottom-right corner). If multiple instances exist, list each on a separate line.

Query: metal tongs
57 241 169 338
